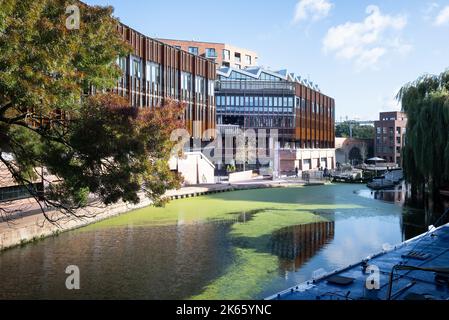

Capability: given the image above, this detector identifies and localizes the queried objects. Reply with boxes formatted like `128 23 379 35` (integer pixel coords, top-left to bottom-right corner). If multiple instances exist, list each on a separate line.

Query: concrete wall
228 170 254 183
280 149 336 173
169 152 215 185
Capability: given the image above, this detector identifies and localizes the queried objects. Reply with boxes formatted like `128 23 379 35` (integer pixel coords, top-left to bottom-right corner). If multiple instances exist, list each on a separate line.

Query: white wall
228 170 253 183
169 152 215 185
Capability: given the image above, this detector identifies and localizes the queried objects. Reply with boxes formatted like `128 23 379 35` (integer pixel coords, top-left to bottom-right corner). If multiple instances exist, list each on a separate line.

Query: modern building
116 26 217 141
1 19 220 203
215 66 336 174
374 111 407 166
157 39 259 69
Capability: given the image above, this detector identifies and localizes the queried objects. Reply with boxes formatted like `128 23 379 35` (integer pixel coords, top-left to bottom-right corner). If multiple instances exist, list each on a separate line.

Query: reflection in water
0 185 430 299
357 183 408 205
271 222 335 273
0 222 235 300
357 183 448 239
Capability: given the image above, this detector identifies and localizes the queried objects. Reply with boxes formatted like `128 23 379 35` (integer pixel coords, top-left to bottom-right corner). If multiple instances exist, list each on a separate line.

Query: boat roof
267 223 449 300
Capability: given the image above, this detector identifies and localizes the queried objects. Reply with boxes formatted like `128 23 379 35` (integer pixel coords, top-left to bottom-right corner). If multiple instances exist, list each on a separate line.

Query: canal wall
0 180 323 252
0 193 154 252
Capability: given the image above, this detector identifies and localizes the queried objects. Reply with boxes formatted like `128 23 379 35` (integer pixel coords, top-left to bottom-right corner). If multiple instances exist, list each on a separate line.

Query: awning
367 157 386 162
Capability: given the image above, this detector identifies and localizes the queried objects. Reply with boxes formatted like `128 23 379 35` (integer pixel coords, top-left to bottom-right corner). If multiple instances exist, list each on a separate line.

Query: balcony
204 53 218 60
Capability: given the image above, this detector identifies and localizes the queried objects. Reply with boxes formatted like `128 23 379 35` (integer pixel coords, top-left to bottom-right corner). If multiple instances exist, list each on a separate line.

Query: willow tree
398 70 449 201
0 0 183 221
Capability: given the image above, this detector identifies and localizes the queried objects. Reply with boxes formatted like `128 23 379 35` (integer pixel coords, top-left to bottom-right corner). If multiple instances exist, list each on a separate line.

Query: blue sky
85 0 449 121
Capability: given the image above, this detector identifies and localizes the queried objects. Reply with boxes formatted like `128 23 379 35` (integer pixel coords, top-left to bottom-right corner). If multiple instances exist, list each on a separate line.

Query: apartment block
157 39 259 69
374 111 407 166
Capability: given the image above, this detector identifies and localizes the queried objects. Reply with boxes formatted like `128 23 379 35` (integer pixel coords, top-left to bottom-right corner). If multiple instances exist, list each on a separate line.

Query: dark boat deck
267 223 449 300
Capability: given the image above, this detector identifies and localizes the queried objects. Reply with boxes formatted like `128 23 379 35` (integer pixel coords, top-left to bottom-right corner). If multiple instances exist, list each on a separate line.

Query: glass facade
215 67 335 149
216 94 294 116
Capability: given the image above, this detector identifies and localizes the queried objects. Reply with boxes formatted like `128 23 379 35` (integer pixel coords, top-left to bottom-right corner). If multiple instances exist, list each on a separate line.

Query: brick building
374 111 407 166
157 39 259 70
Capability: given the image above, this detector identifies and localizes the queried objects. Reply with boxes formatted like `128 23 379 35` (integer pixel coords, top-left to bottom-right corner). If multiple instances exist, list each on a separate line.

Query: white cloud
322 5 409 71
434 5 449 26
423 2 439 21
293 0 333 23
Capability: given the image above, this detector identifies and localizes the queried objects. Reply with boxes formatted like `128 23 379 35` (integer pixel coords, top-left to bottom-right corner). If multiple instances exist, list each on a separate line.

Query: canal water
0 184 429 300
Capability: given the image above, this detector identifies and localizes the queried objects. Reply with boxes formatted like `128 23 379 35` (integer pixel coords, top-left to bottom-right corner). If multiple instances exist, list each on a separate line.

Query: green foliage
336 122 375 139
0 0 128 115
0 0 183 219
399 71 449 196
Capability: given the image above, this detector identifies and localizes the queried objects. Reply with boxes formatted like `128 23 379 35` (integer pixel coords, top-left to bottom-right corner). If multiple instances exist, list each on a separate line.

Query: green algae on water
81 186 362 230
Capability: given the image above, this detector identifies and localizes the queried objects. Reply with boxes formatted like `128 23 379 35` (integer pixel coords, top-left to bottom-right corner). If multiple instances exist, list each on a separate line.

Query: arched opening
349 147 362 165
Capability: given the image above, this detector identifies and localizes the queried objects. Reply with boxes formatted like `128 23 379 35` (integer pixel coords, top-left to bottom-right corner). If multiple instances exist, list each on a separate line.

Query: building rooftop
217 66 321 91
156 38 225 46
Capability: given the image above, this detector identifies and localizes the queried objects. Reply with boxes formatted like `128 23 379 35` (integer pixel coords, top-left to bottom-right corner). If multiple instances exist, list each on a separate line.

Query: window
131 58 142 78
188 47 199 55
245 55 252 65
209 80 215 97
223 49 230 61
222 62 230 67
117 57 127 75
206 48 216 58
389 127 394 136
146 62 161 95
234 52 241 63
